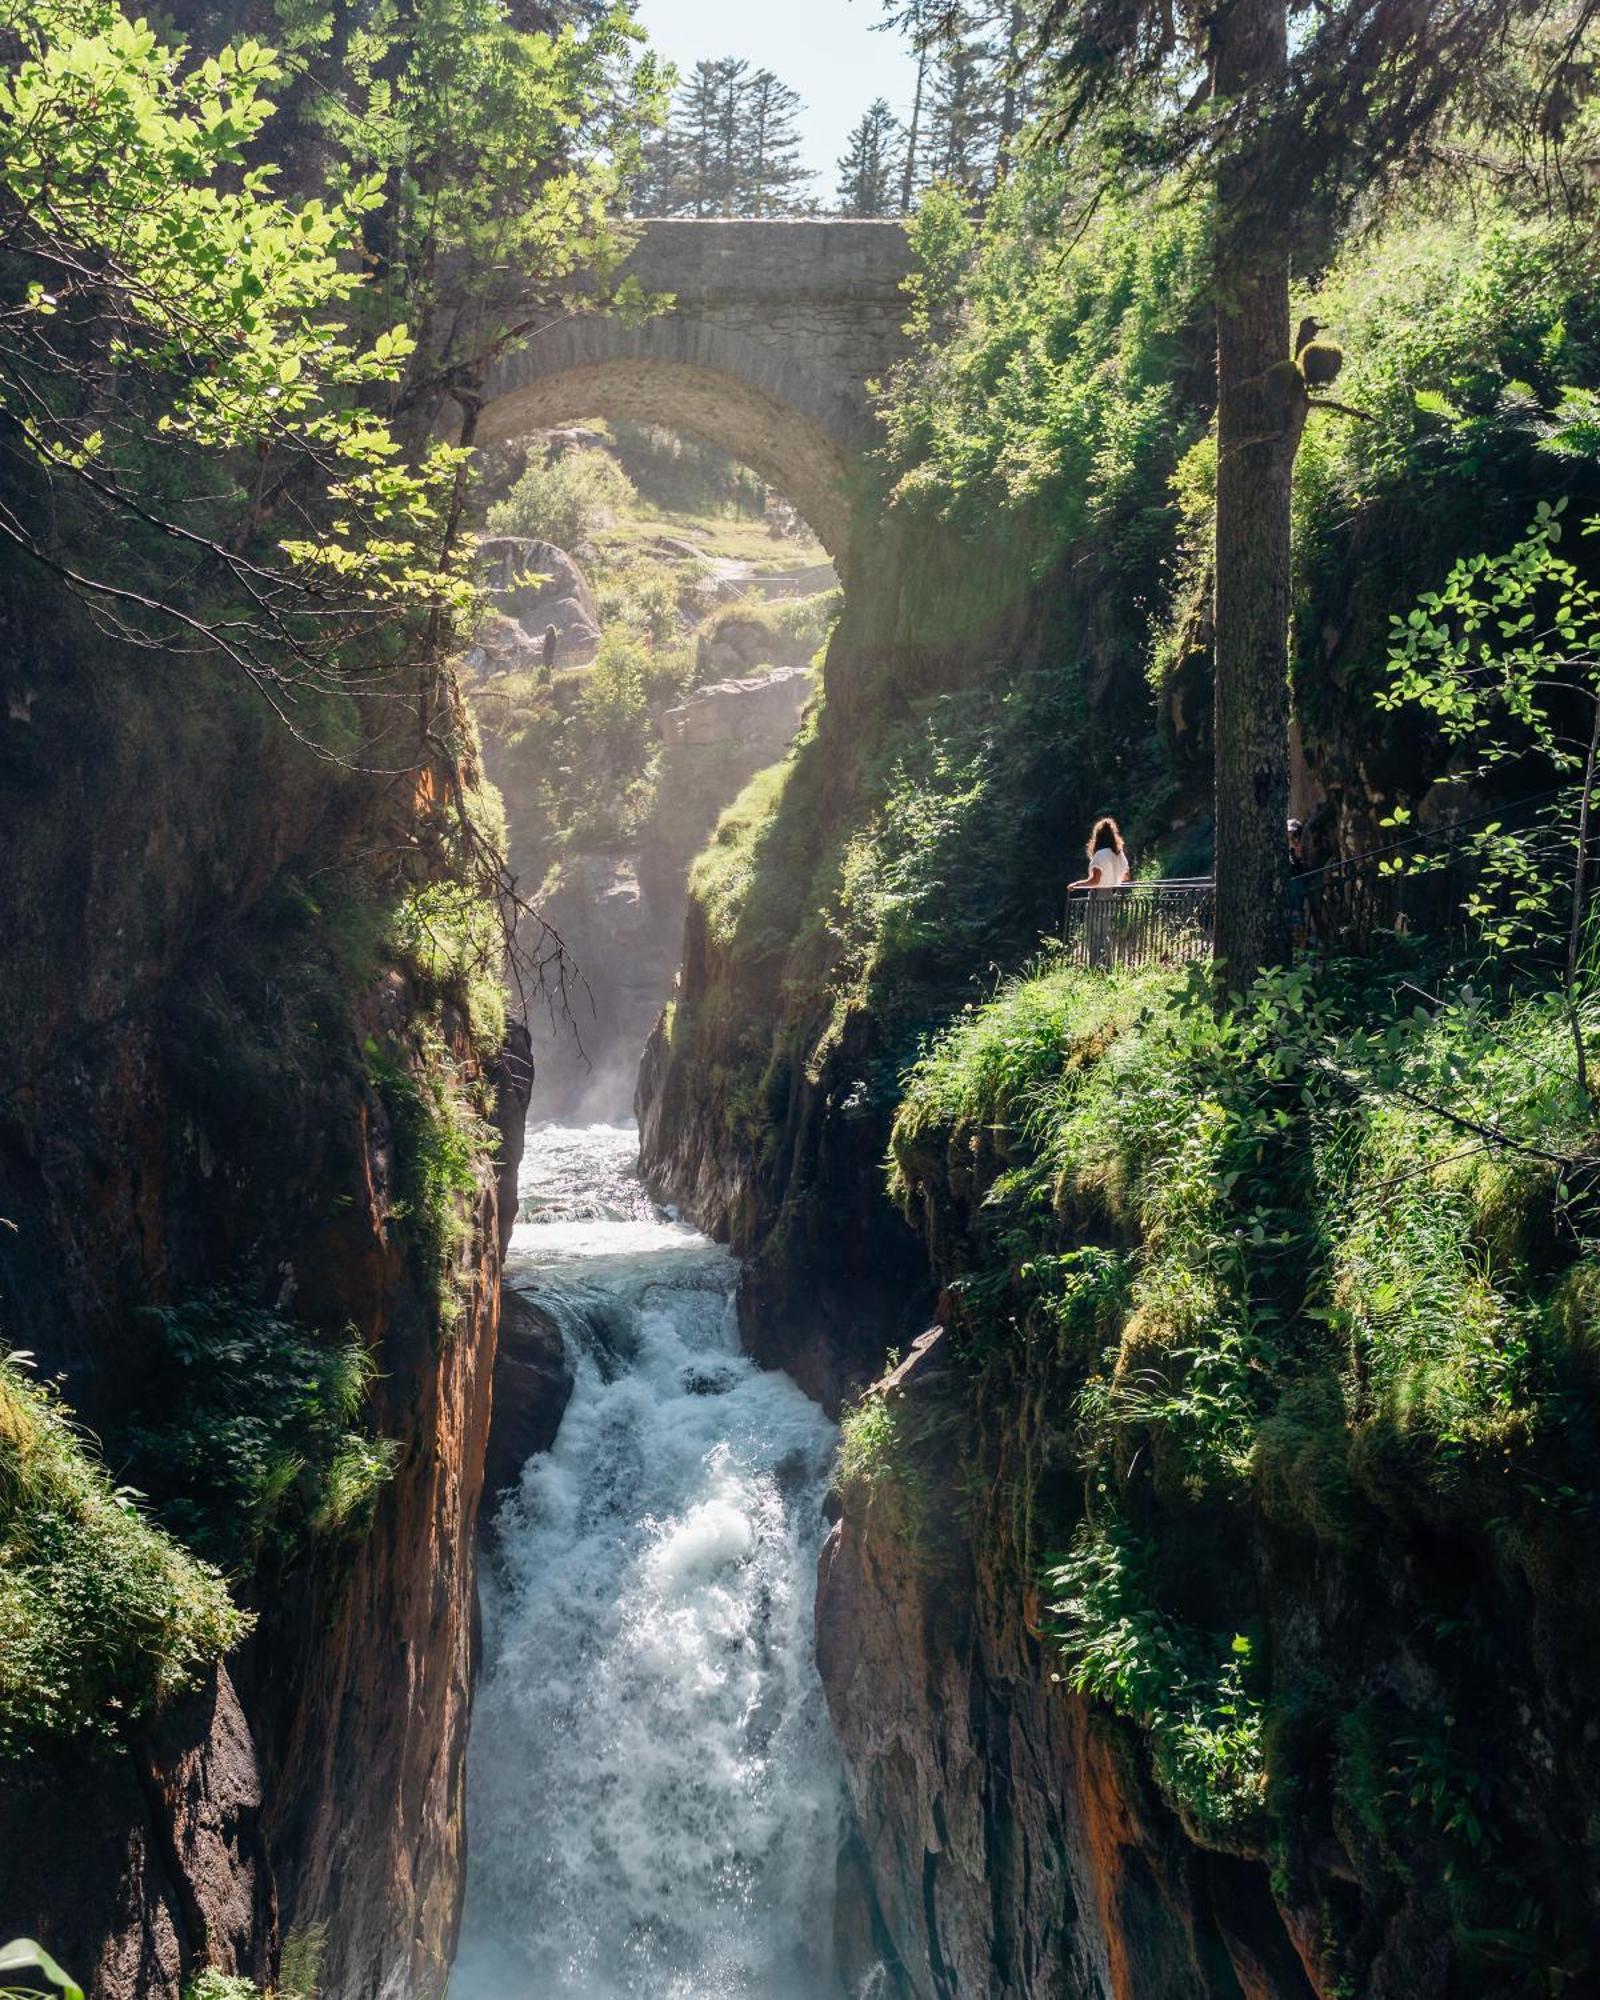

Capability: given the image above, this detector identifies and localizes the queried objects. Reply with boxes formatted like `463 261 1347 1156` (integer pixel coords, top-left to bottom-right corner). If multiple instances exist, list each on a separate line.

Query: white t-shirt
1090 846 1130 888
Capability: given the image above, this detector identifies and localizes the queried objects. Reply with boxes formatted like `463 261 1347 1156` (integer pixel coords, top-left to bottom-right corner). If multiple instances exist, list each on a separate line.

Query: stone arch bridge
480 218 913 562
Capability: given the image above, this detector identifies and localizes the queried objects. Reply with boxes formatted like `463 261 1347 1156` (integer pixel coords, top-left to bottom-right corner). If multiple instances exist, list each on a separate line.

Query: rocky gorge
8 0 1600 1990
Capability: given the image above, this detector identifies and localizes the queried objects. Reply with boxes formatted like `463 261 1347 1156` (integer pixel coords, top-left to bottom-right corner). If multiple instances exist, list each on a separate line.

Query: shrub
1046 1524 1266 1845
368 1030 493 1321
486 448 635 551
120 1296 399 1571
611 420 767 517
0 1350 246 1759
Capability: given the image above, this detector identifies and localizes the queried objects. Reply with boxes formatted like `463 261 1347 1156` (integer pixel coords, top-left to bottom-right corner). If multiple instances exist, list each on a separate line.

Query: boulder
483 1289 574 1516
662 665 812 749
474 536 601 665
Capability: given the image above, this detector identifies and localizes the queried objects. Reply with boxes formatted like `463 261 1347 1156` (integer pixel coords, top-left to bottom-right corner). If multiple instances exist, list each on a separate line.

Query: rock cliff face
816 1335 1320 2000
0 575 512 1998
635 518 1094 1409
502 663 812 1119
636 489 1600 1995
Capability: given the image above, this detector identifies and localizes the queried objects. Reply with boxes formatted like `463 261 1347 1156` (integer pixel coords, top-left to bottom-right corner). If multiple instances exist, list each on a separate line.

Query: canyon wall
491 661 812 1120
0 568 517 1997
636 451 1600 1989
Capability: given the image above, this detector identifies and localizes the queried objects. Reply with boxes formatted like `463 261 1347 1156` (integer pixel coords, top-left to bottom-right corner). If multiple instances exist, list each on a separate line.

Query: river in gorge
449 1122 849 2000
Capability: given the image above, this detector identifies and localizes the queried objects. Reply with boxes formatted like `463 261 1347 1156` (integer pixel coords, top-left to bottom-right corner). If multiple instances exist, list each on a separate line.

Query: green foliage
0 1938 83 2000
388 781 512 1054
1378 500 1600 957
1289 207 1600 738
766 588 843 660
277 1923 328 2000
487 450 638 552
891 951 1600 1913
591 548 691 649
883 153 1209 577
313 0 663 383
368 1029 493 1322
1047 1526 1266 1843
610 422 767 519
120 1295 398 1572
0 1349 246 1760
837 1373 938 1556
184 1976 260 2000
0 0 474 671
824 672 1087 1010
689 747 809 953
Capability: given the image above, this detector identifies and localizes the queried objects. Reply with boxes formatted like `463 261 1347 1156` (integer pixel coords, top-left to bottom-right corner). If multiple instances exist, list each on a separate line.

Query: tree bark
901 37 927 214
1211 0 1296 981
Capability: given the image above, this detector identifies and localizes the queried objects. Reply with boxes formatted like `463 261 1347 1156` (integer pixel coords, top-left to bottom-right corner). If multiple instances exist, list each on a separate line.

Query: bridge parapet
618 217 913 307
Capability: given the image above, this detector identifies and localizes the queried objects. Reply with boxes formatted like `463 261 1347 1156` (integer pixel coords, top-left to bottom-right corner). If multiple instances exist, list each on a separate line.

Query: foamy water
449 1124 845 2000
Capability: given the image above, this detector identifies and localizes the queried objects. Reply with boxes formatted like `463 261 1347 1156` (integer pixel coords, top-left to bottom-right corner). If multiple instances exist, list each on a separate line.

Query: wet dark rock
482 1289 574 1516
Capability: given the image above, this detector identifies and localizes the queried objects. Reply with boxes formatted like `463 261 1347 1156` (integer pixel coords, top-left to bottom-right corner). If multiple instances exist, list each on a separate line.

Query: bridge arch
478 218 912 566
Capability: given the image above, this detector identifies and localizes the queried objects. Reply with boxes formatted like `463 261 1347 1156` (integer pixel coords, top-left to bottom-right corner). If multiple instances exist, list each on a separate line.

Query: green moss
120 1294 398 1572
688 736 814 954
368 1029 494 1326
0 1352 247 1760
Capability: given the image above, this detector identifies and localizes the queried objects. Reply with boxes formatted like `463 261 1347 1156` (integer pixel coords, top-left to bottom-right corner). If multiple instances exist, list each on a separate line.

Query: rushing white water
450 1123 845 2000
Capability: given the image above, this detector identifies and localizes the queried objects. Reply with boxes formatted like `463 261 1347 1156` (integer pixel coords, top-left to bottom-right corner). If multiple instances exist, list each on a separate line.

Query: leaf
0 1942 84 2000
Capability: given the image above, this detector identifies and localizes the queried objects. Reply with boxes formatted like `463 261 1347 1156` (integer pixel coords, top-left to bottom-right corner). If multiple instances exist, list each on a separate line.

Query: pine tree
925 20 999 192
879 0 1017 205
744 69 811 214
875 0 941 212
836 98 903 215
638 57 815 216
708 56 751 214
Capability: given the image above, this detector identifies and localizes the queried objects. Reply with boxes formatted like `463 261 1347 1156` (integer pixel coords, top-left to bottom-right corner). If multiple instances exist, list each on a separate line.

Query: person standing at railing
1068 816 1131 894
1068 816 1130 967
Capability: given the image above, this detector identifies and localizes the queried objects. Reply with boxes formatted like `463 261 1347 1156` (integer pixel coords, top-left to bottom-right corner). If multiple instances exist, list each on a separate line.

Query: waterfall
450 1124 845 2000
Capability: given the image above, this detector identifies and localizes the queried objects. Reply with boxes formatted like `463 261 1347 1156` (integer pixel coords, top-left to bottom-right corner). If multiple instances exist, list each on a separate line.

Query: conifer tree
1033 0 1599 976
638 56 816 216
925 22 999 190
836 98 903 214
875 0 943 210
744 68 811 214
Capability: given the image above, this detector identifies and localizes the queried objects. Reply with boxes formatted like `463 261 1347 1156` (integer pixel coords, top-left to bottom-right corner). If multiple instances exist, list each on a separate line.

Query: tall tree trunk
901 38 927 213
999 0 1024 153
1211 0 1296 981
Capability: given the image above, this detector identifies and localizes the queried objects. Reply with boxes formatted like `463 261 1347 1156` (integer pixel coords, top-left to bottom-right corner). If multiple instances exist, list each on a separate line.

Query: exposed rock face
481 1289 574 1517
815 1334 1319 2000
0 1672 275 1999
469 534 601 669
518 664 812 1120
637 916 923 1413
0 577 508 1999
250 1133 504 2000
663 664 810 744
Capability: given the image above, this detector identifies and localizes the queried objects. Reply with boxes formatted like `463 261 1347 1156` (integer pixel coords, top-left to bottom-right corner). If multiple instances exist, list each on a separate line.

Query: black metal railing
1062 793 1571 974
1063 879 1216 970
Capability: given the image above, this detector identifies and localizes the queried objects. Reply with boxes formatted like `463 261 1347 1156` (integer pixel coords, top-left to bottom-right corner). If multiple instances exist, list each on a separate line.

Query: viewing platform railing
1063 792 1567 974
1063 879 1215 970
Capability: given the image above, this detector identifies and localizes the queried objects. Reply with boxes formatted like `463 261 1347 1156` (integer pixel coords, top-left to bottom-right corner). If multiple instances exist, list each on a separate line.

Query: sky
630 0 918 197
